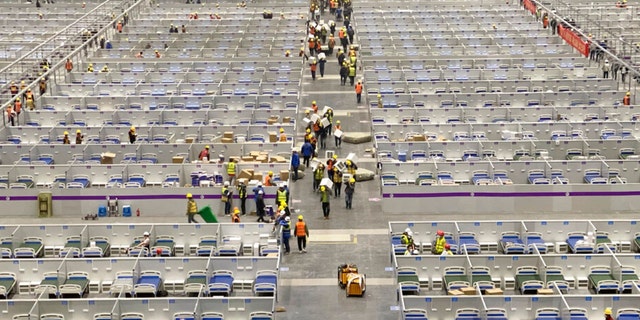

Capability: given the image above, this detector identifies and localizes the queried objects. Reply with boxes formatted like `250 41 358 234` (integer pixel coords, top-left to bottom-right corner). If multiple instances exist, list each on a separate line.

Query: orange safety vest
117 22 123 32
310 63 317 71
265 175 273 186
335 124 341 131
312 104 318 113
14 100 21 113
295 221 307 237
328 37 335 48
25 92 33 102
65 60 73 72
355 83 363 94
279 133 287 142
338 29 345 39
624 96 631 105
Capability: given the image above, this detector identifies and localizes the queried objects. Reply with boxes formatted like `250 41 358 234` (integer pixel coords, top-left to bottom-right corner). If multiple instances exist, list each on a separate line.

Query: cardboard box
242 156 254 162
537 288 553 295
267 118 278 125
238 169 254 180
256 156 268 163
283 116 291 123
484 288 503 295
460 287 476 295
448 290 464 296
321 117 331 128
185 137 195 143
320 178 333 190
223 132 234 139
280 170 289 181
172 156 184 164
268 132 278 143
253 173 263 182
412 134 426 141
346 153 358 164
221 137 233 143
249 151 261 158
100 152 116 164
270 156 287 163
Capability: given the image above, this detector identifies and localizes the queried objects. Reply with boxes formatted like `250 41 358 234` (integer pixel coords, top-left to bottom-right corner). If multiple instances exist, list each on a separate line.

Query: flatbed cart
338 263 358 288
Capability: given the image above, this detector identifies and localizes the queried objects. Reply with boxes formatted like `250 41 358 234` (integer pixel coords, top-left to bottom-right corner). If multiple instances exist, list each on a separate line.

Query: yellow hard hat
377 94 382 98
205 145 210 149
320 186 326 191
285 50 290 54
346 160 351 165
312 101 316 104
186 193 192 198
336 120 340 124
64 131 69 135
268 171 273 176
626 92 631 96
333 154 338 159
605 308 612 315
89 63 93 67
349 178 355 183
305 109 310 114
306 128 311 133
298 215 303 220
15 97 20 101
76 129 81 133
234 207 240 214
280 128 284 133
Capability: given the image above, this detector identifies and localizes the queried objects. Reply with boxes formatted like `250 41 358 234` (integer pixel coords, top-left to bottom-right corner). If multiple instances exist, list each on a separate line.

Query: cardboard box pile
101 152 116 164
448 290 464 296
172 156 185 164
222 132 234 143
484 288 503 295
460 287 476 295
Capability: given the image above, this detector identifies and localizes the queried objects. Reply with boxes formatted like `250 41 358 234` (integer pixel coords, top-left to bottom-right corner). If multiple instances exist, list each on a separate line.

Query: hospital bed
471 170 493 185
215 241 241 257
544 266 570 293
458 232 480 254
208 270 234 296
259 244 280 256
59 236 83 258
40 314 64 320
196 236 217 256
535 308 561 320
584 169 607 184
151 235 175 256
14 237 44 258
525 232 548 254
528 170 551 184
466 266 495 292
249 312 274 320
82 236 111 257
253 270 278 297
550 170 569 184
403 309 428 320
486 308 509 320
595 231 617 253
0 237 12 258
121 313 145 320
66 175 91 189
172 312 196 320
200 312 224 320
443 233 458 254
397 267 420 285
34 272 65 298
455 308 481 320
443 266 470 290
110 271 134 297
566 232 594 254
515 266 544 294
128 237 150 257
184 270 207 297
588 265 620 294
616 308 640 320
0 272 16 299
59 271 90 298
567 308 588 320
498 231 526 254
619 266 639 294
134 270 163 297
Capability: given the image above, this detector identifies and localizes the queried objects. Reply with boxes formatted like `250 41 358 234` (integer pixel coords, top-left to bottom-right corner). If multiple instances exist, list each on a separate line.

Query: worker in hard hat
128 126 137 144
280 216 292 254
441 244 454 256
623 92 631 106
313 163 325 191
320 185 331 219
87 63 94 72
232 207 241 223
62 131 70 144
75 129 84 145
279 128 287 142
198 145 210 161
237 179 247 215
604 308 613 320
295 215 309 253
332 164 343 198
432 230 447 254
334 119 342 148
226 157 237 184
291 148 300 181
221 181 232 215
401 228 414 246
131 231 151 251
345 159 357 175
186 193 199 223
344 177 356 209
264 171 274 186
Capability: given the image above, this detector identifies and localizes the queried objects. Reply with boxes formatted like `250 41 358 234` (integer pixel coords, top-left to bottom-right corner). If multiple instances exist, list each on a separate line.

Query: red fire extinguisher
136 208 141 216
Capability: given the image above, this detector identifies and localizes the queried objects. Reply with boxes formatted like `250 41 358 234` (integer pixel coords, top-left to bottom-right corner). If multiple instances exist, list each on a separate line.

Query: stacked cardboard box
460 287 476 295
268 132 278 143
484 288 503 295
280 170 290 181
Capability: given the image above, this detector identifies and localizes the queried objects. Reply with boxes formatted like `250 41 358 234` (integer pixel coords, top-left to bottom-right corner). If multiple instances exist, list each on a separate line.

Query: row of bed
392 230 634 255
404 307 640 320
23 311 276 320
0 235 280 259
397 264 640 296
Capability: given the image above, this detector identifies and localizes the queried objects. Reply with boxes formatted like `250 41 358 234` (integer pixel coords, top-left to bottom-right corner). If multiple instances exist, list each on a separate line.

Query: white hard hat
257 182 262 186
224 181 230 186
285 216 291 221
404 228 411 233
143 231 150 236
258 190 264 195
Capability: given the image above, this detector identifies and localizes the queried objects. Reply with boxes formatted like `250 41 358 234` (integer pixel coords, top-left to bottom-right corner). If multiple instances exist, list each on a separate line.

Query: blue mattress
138 275 161 289
526 235 547 253
208 273 233 295
567 236 593 253
254 273 277 294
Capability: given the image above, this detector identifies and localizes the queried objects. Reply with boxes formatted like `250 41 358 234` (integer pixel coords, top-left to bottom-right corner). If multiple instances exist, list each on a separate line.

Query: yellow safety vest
277 189 287 204
434 237 446 254
227 162 236 175
187 199 198 214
